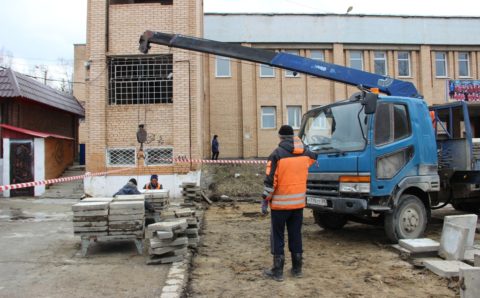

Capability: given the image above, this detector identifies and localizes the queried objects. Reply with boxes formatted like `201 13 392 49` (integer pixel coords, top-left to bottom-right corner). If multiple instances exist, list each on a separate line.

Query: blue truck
139 31 480 242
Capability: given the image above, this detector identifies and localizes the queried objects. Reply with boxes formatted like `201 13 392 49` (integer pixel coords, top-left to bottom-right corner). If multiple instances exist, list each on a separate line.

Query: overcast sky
1 0 479 81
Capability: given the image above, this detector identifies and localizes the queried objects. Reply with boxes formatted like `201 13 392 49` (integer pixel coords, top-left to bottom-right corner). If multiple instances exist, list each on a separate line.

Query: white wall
2 138 9 197
34 138 45 196
84 171 201 198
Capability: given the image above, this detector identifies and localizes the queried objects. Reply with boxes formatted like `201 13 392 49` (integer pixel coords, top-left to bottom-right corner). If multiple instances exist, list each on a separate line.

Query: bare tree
57 58 73 94
0 47 14 68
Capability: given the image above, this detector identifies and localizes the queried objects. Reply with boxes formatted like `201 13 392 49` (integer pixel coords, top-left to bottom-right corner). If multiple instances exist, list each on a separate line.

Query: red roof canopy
0 124 74 140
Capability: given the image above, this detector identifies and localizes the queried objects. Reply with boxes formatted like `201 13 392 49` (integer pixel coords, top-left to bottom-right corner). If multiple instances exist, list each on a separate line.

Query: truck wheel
384 194 427 243
313 210 348 230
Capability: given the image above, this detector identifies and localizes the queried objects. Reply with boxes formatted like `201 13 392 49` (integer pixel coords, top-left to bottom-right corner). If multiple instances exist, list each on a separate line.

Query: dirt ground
187 203 472 298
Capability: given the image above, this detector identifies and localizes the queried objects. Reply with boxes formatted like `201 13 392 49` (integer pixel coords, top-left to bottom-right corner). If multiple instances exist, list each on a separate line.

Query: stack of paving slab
395 214 479 279
72 199 111 237
150 207 201 248
143 189 170 212
109 195 145 237
181 182 201 204
146 218 189 264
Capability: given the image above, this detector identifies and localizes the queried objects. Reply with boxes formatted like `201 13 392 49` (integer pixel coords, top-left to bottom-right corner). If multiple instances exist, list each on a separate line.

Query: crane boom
139 30 421 98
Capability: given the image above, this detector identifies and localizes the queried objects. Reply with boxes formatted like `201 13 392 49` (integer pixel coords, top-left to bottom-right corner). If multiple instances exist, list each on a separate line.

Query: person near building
143 174 162 190
261 125 317 281
114 178 155 213
211 135 220 160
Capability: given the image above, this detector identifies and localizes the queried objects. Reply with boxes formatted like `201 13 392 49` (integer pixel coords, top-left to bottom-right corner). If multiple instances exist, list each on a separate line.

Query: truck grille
306 180 339 197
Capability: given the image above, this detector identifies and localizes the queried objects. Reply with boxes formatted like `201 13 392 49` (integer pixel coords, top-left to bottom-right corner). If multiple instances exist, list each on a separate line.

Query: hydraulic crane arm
139 30 421 98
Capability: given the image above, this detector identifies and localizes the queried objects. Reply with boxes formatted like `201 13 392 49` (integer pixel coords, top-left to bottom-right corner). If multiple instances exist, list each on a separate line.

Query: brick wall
44 138 74 179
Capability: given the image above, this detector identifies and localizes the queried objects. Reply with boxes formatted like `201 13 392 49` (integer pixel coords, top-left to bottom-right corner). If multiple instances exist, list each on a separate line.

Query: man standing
262 125 317 282
211 135 219 160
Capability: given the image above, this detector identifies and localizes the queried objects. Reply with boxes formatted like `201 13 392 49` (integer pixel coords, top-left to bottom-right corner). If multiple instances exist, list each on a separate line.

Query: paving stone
440 222 469 260
147 219 188 233
73 221 108 227
109 223 143 230
150 237 188 248
81 197 114 203
172 247 188 256
110 201 144 210
399 238 439 253
460 268 480 298
156 231 174 239
143 190 169 199
444 214 478 248
113 194 145 201
72 202 109 211
108 214 144 221
390 244 440 260
74 226 108 232
424 260 472 278
73 216 108 222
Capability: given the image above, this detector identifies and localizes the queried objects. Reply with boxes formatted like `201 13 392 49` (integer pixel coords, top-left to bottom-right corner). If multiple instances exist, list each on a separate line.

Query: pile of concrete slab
181 182 201 204
392 214 480 282
109 195 145 237
146 219 189 264
152 207 200 249
143 189 170 212
72 200 110 236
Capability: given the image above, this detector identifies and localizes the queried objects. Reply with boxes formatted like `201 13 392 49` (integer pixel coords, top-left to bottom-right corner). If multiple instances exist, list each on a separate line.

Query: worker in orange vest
262 125 317 282
143 174 162 190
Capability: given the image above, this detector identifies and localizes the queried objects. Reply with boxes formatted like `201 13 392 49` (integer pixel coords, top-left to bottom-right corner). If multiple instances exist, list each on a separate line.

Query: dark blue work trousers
270 208 303 255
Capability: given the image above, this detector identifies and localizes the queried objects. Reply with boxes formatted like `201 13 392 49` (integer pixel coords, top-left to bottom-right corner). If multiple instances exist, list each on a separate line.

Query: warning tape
0 158 267 192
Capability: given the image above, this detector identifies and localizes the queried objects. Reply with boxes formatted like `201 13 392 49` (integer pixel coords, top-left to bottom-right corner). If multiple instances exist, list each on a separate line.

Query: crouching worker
144 174 162 190
114 178 155 213
261 125 317 282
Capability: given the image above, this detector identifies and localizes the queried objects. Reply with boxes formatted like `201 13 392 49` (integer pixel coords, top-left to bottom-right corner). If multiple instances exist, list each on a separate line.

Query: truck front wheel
384 194 427 242
313 210 348 230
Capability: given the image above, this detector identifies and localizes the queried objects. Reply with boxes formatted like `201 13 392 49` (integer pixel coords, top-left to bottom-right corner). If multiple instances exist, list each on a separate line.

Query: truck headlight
339 175 371 194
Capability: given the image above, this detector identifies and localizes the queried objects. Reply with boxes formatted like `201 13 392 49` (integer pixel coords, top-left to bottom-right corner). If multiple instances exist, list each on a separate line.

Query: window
261 106 276 129
374 51 387 76
107 148 136 166
397 51 411 77
287 106 302 129
374 103 411 146
284 50 300 77
110 0 173 5
310 50 325 61
458 52 470 77
260 64 275 77
145 147 173 165
108 56 172 105
349 51 363 70
435 52 448 77
215 56 231 77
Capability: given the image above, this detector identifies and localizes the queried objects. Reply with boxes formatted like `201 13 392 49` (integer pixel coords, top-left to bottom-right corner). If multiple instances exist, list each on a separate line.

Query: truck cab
301 92 440 242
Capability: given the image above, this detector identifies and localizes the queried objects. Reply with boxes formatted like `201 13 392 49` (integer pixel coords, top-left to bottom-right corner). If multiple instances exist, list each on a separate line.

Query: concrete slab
73 216 109 222
143 190 169 199
108 231 143 236
150 237 188 249
444 214 478 248
424 260 472 278
399 238 439 253
80 197 113 203
110 201 144 210
73 210 109 216
147 219 188 233
156 231 174 239
149 245 186 255
74 226 108 232
109 223 143 230
113 195 145 201
72 202 109 211
108 214 144 221
73 221 108 227
460 268 480 298
74 231 109 236
147 255 184 265
475 254 480 267
439 222 469 260
463 249 480 264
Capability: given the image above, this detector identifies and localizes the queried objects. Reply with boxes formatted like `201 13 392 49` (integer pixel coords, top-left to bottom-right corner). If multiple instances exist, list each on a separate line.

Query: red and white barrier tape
0 158 267 192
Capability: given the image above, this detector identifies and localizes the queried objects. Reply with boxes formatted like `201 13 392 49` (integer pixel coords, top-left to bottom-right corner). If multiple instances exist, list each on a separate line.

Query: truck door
371 102 415 196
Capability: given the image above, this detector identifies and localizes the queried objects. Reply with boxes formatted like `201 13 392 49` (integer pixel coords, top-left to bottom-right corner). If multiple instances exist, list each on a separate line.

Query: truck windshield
301 102 367 153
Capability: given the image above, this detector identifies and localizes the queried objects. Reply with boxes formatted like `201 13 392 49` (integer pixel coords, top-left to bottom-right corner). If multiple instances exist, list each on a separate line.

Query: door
79 143 85 165
10 140 34 196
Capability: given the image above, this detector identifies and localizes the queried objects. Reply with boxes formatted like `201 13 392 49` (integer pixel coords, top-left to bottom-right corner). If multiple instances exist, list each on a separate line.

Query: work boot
263 255 284 282
291 253 303 278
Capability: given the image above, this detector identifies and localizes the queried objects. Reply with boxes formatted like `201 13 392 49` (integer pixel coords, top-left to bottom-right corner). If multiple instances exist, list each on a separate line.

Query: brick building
75 5 480 196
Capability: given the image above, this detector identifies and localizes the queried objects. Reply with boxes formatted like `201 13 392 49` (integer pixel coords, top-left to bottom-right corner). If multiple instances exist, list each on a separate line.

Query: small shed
0 68 85 197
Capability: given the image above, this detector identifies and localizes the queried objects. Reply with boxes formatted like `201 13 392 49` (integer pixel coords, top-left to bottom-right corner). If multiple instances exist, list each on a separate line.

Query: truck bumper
306 196 368 214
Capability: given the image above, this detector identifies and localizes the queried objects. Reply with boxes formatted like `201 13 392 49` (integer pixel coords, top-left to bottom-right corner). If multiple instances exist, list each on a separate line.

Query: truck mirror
363 93 378 114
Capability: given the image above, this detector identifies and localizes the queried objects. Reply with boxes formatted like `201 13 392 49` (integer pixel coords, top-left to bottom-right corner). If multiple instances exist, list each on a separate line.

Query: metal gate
10 140 34 196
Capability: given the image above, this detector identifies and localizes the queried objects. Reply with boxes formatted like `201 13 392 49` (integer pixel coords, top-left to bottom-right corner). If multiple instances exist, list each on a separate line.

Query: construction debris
146 219 189 264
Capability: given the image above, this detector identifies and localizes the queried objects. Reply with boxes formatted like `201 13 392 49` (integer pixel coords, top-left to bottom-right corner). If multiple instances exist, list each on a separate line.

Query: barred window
145 147 173 165
108 56 173 105
107 148 136 166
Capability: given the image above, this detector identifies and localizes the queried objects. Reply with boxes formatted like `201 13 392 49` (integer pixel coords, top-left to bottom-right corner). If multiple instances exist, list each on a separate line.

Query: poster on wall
446 80 480 102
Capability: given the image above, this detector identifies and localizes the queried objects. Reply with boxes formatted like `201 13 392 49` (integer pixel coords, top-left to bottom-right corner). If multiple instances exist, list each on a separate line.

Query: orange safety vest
146 183 162 190
265 136 316 210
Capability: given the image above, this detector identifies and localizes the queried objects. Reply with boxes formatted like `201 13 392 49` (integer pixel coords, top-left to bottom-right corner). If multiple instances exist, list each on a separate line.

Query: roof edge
204 12 480 19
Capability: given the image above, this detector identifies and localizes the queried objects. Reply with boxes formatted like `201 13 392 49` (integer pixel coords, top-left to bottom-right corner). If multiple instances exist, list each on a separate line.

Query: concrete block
73 221 108 228
110 201 144 210
424 260 472 278
109 223 143 230
73 210 109 216
73 216 108 222
460 268 480 298
75 231 109 237
72 202 109 211
108 214 144 221
108 231 143 237
156 231 174 239
147 219 188 233
150 237 188 248
440 222 469 260
114 194 145 201
444 214 478 248
474 254 480 267
143 189 169 199
74 226 108 232
463 249 480 264
174 209 194 218
399 238 439 253
81 197 113 203
172 247 188 256
149 245 186 255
